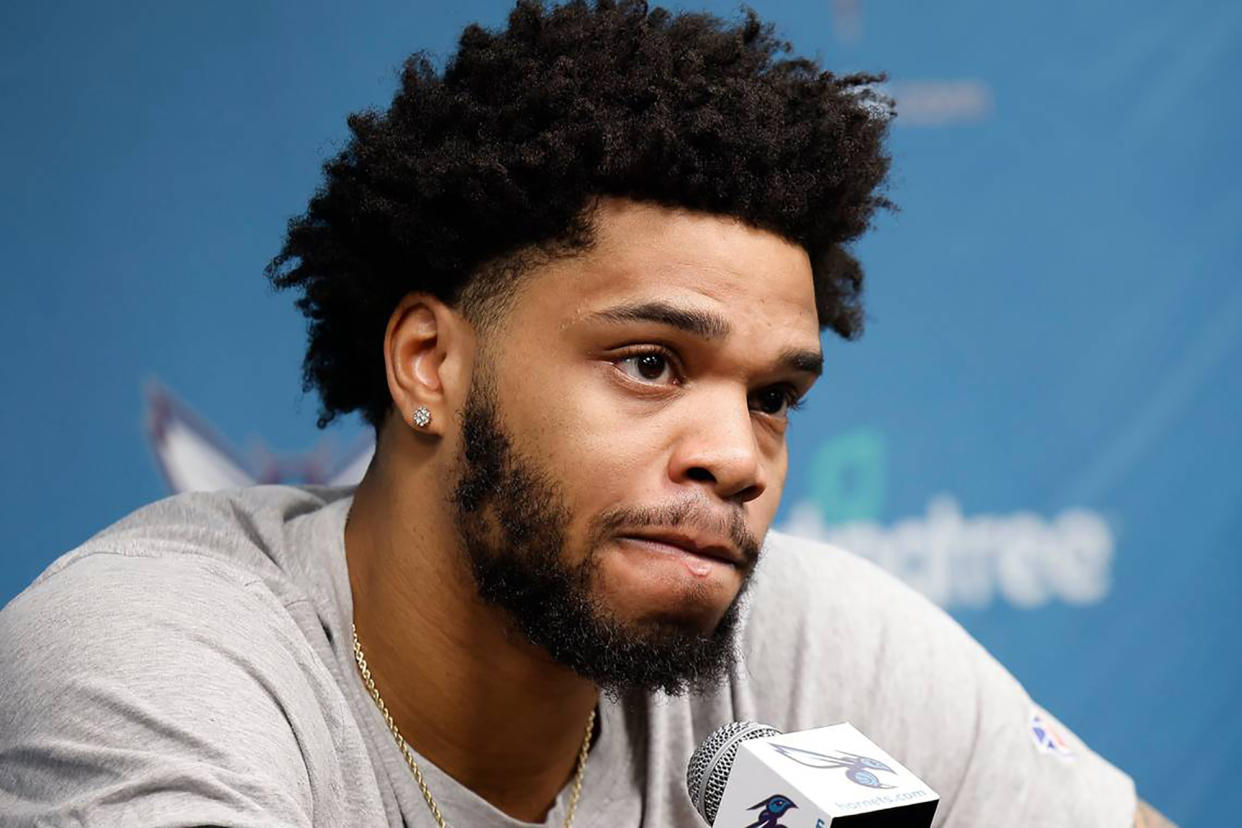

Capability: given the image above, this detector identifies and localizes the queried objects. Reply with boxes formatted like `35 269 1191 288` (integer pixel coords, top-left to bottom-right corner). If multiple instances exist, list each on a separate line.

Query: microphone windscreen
685 721 781 825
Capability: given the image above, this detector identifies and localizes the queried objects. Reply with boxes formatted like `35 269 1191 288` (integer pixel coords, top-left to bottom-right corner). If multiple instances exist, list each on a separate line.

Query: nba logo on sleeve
1029 707 1075 760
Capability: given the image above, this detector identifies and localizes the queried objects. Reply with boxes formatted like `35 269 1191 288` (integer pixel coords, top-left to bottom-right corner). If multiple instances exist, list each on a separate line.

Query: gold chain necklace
351 625 595 828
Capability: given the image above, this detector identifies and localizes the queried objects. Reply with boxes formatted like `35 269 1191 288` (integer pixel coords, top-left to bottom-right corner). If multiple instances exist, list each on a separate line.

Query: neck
345 448 599 823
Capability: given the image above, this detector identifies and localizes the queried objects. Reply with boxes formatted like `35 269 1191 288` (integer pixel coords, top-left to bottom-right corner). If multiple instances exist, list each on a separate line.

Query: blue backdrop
3 2 1238 824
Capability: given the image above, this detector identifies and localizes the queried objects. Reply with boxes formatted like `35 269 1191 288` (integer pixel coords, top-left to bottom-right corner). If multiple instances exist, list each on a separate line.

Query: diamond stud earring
411 406 432 428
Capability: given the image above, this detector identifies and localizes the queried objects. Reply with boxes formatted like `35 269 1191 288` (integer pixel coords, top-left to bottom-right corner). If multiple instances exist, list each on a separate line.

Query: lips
617 529 744 568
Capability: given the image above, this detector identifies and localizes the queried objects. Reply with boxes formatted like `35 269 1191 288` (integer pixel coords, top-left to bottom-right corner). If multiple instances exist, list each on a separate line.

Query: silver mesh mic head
685 721 782 825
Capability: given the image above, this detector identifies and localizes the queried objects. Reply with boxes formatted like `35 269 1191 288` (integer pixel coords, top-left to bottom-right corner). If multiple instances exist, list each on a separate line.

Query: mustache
592 498 762 567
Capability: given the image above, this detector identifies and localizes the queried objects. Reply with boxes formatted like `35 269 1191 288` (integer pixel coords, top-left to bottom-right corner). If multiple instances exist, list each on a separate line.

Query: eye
751 385 802 417
615 350 679 385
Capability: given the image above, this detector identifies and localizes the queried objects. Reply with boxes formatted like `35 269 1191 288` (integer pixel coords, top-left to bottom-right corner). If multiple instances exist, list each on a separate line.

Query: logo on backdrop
744 794 798 828
779 427 1115 610
145 382 373 493
770 743 897 789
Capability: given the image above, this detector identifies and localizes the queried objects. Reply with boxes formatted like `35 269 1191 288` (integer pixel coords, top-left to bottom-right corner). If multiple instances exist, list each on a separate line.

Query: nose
668 386 768 505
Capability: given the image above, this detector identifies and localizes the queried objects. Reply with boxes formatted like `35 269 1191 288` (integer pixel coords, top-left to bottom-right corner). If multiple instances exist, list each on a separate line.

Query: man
0 2 1171 826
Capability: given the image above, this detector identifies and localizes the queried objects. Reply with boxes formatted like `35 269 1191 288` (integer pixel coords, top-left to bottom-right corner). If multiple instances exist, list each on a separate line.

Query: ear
383 293 475 435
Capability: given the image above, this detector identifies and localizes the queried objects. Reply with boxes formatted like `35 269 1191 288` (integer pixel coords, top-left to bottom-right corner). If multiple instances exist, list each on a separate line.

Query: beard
450 376 760 697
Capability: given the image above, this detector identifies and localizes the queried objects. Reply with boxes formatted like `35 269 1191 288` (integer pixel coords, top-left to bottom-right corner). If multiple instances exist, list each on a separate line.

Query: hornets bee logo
769 743 897 789
743 794 798 827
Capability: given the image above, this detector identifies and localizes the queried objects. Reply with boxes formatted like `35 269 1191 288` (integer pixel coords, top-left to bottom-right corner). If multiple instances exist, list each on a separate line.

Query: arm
1136 799 1178 828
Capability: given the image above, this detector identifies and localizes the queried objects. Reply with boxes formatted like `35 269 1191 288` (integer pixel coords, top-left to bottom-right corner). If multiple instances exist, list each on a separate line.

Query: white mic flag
686 721 939 826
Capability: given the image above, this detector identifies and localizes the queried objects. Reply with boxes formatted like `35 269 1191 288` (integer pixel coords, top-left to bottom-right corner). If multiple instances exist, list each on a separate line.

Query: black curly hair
267 0 893 431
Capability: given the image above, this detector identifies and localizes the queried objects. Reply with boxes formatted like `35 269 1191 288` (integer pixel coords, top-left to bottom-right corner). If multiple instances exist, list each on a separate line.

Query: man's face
450 198 822 693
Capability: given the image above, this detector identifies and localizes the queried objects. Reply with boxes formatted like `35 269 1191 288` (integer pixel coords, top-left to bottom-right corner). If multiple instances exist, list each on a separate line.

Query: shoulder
0 525 358 824
0 546 336 729
744 529 977 666
741 530 987 725
736 530 1136 827
1 484 356 742
17 484 352 610
40 484 345 578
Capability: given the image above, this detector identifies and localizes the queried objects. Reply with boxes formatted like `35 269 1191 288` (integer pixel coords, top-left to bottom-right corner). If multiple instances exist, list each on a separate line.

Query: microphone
685 721 939 826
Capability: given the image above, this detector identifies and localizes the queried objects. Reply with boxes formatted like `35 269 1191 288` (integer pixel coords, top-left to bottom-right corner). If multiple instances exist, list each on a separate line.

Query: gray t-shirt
0 485 1135 827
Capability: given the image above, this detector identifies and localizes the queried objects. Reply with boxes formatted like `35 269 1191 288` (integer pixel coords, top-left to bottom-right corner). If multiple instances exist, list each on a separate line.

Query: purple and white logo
145 382 373 493
769 743 897 789
1029 707 1075 760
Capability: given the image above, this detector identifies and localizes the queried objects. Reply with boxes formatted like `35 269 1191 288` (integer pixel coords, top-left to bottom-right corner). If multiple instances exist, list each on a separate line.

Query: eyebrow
589 300 731 341
779 346 824 378
589 299 824 378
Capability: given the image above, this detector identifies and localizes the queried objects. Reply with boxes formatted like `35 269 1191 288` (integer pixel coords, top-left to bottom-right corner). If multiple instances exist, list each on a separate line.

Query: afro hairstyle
267 0 894 431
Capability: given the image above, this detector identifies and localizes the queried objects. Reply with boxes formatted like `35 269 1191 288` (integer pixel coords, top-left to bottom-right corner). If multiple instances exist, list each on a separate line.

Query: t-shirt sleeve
741 532 1137 828
0 551 342 827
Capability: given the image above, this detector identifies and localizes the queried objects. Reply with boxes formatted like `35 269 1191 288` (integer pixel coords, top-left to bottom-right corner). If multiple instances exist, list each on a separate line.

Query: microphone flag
711 722 938 827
